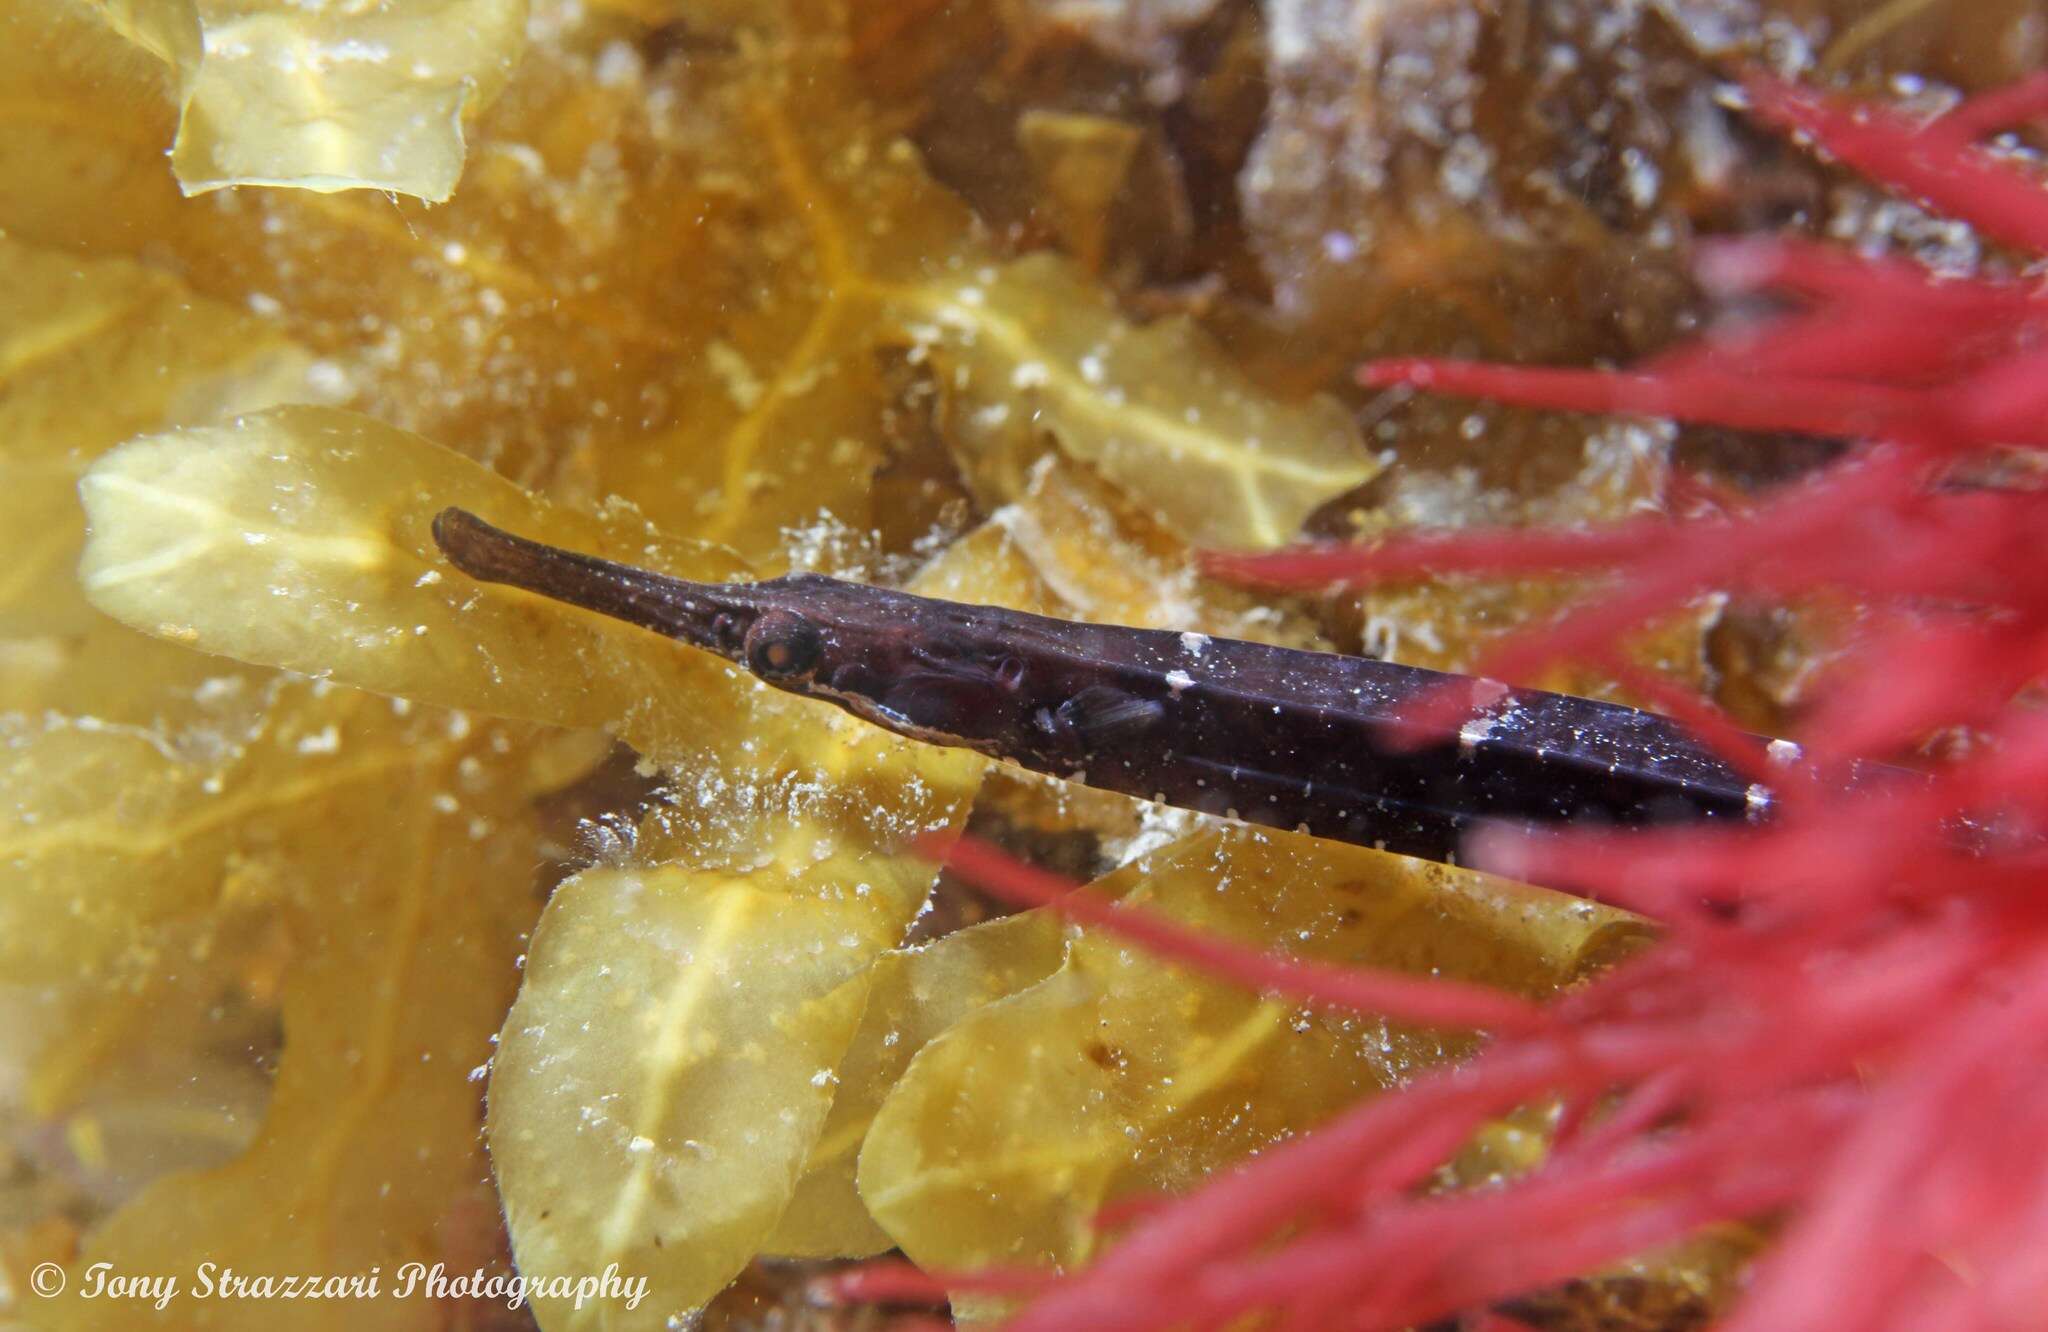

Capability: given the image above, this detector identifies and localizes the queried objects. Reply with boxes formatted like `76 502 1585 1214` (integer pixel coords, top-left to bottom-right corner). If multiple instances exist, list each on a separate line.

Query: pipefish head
431 507 868 675
430 508 1043 745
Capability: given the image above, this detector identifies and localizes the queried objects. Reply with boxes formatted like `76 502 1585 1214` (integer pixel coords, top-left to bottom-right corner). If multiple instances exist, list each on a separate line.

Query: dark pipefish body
433 508 1765 869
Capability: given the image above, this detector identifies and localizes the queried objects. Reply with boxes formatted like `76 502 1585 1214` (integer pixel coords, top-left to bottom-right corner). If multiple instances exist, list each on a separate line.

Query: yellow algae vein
596 884 756 1261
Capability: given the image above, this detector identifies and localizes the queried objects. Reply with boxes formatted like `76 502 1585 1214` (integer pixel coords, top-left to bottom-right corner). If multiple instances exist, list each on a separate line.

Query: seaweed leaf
17 0 1368 568
904 253 1379 550
857 827 1643 1282
765 909 1071 1259
0 3 725 506
600 29 1375 560
0 1 191 261
491 856 916 1324
991 455 1336 648
0 237 309 715
77 406 993 1323
583 61 984 561
76 406 747 750
0 242 559 1327
489 511 1079 1320
91 0 529 201
26 690 552 1332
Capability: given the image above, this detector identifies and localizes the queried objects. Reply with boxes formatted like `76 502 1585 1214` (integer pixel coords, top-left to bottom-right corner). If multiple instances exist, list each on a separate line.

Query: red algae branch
843 74 2048 1332
924 834 1551 1034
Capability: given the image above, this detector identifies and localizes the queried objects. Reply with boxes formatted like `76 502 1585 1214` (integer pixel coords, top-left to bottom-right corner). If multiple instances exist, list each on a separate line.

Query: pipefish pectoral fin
1053 685 1168 745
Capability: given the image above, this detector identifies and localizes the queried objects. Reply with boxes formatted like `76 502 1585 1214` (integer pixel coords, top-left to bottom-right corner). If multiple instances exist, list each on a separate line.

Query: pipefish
433 507 1771 876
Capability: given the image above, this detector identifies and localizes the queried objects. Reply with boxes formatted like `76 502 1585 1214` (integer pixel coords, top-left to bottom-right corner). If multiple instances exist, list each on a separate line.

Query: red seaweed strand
922 833 1550 1034
1744 75 2048 253
1927 70 2048 145
846 71 2048 1332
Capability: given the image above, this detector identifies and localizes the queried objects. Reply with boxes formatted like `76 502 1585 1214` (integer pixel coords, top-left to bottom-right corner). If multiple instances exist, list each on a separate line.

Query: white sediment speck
297 725 340 754
706 340 764 410
1746 783 1774 816
1165 669 1195 698
594 40 643 87
1767 738 1803 766
195 676 244 703
1458 714 1497 752
1179 631 1210 656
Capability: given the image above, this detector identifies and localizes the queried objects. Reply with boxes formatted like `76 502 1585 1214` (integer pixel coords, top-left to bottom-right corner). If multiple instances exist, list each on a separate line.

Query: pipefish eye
744 610 823 681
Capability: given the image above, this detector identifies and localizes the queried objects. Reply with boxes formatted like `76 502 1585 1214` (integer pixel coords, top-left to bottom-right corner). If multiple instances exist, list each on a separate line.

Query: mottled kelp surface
2 2 2036 1330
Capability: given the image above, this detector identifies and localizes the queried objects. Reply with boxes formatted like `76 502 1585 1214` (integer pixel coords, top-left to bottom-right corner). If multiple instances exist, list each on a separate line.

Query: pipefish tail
432 507 1770 874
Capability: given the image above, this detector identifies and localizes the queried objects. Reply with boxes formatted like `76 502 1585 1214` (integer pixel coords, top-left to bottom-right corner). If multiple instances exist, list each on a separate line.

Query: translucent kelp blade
76 406 754 759
0 240 306 633
581 40 980 563
77 407 988 877
857 827 1640 1285
912 253 1379 551
1 231 556 1327
487 709 985 1322
764 911 1071 1260
594 39 1374 562
83 0 202 77
992 455 1336 649
5 1 776 540
490 858 911 1327
0 238 309 715
88 0 528 201
22 690 551 1332
900 521 1067 622
0 2 192 259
